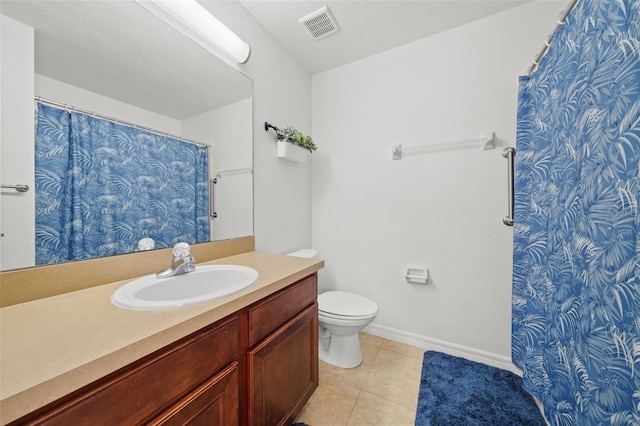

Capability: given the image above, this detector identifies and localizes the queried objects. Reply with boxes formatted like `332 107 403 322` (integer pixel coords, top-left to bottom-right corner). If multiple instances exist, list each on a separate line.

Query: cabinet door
248 304 318 426
150 362 239 426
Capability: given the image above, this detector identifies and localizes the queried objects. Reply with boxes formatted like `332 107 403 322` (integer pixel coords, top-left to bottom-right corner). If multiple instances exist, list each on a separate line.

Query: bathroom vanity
0 245 323 425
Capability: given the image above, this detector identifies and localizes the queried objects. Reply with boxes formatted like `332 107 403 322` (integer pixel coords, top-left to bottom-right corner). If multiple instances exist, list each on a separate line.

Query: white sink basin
112 264 259 310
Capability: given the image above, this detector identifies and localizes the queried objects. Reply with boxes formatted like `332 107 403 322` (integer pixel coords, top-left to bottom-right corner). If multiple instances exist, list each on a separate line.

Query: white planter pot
277 140 310 163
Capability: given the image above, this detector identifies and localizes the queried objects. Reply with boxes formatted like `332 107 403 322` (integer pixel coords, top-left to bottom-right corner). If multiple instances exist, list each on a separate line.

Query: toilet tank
286 249 318 259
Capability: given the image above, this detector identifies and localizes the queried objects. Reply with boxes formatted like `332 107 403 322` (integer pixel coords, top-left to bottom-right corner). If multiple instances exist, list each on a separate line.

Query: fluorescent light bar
134 0 251 64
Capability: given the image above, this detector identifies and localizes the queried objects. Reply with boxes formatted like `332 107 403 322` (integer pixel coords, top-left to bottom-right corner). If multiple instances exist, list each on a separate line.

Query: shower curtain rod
34 96 209 148
526 0 580 75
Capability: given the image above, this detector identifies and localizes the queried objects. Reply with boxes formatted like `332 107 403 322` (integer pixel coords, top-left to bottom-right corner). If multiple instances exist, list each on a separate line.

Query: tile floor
295 333 425 426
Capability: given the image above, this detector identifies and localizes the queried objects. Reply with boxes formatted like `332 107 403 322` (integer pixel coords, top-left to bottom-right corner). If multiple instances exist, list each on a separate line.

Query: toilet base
319 332 363 368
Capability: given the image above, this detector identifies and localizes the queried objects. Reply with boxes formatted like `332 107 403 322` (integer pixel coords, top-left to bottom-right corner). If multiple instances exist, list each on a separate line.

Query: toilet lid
318 291 378 317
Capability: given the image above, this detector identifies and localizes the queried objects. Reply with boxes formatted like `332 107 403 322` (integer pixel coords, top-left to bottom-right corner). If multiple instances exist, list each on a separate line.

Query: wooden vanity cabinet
247 274 319 426
9 274 318 426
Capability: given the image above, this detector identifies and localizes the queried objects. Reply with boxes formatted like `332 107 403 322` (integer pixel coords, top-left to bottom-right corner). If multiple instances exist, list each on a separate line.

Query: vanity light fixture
134 0 251 64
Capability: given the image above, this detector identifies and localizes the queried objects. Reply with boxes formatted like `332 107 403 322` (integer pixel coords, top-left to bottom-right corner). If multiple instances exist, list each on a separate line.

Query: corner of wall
208 2 314 255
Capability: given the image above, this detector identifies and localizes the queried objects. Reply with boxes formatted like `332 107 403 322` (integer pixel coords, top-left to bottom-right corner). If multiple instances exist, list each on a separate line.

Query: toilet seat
319 291 379 319
319 310 377 321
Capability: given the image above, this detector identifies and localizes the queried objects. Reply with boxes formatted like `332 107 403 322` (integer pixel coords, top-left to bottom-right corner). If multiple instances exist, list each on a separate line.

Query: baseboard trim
362 323 521 375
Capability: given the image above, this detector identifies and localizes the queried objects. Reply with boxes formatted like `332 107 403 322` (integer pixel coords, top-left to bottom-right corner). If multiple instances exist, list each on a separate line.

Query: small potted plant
276 126 317 163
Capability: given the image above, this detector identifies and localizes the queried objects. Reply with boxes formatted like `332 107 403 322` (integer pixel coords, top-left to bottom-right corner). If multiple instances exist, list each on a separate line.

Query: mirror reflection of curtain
513 1 639 424
35 103 209 265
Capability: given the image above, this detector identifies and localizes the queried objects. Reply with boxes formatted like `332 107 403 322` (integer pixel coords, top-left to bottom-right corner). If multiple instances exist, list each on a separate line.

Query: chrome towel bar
1 184 29 193
502 147 515 226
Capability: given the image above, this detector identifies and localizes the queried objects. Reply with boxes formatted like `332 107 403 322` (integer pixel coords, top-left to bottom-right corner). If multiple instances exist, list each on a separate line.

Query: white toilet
287 249 379 368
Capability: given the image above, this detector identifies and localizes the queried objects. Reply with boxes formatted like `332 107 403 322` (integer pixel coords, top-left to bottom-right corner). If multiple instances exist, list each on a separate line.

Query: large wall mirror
0 1 253 272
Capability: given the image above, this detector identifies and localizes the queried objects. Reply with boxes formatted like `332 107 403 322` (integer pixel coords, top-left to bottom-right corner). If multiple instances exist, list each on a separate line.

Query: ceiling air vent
299 6 340 41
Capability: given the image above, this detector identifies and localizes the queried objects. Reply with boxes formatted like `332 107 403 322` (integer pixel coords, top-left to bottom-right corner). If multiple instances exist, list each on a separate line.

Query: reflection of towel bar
1 184 29 193
215 168 252 178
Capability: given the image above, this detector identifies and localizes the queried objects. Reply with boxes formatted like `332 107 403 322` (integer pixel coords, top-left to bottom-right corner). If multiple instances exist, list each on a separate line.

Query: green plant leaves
275 126 317 152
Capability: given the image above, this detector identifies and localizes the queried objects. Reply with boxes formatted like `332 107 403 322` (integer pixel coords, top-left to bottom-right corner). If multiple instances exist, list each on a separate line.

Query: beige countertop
0 251 324 424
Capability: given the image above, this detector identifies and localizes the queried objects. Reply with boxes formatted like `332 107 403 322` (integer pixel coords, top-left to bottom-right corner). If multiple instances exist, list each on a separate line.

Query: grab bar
502 147 515 226
1 184 29 193
208 178 217 218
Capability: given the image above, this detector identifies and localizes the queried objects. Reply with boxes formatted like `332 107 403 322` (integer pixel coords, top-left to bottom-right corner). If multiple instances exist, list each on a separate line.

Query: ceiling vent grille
299 6 340 41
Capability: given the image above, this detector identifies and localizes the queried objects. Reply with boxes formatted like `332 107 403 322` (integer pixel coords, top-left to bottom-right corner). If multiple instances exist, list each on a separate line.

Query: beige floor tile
359 340 380 367
359 332 383 348
295 380 360 426
297 336 427 425
319 358 372 390
361 349 423 410
372 347 425 372
380 338 426 359
318 339 380 390
346 391 416 426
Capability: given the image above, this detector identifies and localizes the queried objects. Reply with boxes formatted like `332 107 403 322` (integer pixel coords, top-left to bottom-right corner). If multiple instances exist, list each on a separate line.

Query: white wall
182 98 253 240
182 98 253 172
311 2 562 367
1 16 35 270
203 1 312 255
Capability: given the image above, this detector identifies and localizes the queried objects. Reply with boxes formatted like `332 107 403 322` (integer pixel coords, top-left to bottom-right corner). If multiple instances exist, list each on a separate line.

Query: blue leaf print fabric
513 1 640 425
35 103 209 264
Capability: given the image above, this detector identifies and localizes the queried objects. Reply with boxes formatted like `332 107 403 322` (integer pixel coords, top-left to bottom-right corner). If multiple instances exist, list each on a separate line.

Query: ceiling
0 0 252 119
237 0 536 74
0 0 560 119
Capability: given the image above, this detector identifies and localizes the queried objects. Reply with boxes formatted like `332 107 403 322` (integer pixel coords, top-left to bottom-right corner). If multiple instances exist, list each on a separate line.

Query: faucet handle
172 242 191 261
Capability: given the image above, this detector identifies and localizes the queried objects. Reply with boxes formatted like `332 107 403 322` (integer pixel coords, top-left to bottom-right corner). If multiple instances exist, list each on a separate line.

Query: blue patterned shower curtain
35 103 209 265
512 1 640 424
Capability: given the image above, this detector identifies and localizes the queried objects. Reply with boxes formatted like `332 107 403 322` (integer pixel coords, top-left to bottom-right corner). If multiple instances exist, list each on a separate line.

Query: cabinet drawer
21 317 238 425
150 362 239 426
248 274 317 347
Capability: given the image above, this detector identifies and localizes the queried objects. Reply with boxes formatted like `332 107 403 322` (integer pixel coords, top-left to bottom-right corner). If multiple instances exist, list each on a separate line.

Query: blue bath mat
415 351 545 425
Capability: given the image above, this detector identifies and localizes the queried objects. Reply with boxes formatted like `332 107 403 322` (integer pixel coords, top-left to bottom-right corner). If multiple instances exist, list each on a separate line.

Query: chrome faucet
156 242 196 278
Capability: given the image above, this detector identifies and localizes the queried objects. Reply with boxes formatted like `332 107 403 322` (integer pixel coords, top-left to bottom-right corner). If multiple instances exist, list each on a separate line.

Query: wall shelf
277 140 310 163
